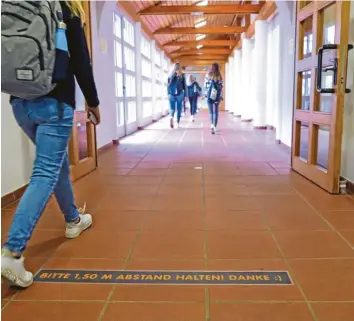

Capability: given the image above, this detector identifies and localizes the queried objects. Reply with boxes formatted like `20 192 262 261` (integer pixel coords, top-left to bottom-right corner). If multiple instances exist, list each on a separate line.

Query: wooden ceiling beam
174 54 228 60
177 60 226 66
171 49 231 56
164 40 238 47
139 4 263 15
155 26 247 35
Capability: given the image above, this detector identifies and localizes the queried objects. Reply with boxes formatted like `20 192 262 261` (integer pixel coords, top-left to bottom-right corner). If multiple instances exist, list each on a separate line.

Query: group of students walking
0 0 224 290
167 62 223 135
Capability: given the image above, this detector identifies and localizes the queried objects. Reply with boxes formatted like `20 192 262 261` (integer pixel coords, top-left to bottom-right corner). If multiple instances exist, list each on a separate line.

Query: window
142 58 152 78
124 46 135 72
153 47 161 66
143 101 153 118
114 40 122 68
142 80 152 97
113 13 121 39
127 101 137 123
123 18 134 46
303 33 312 58
141 36 151 59
115 72 123 97
125 74 136 97
325 25 335 44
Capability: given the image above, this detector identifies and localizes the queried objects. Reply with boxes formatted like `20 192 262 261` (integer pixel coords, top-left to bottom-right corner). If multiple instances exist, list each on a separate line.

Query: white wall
274 1 296 147
341 2 354 182
90 1 117 148
1 94 35 196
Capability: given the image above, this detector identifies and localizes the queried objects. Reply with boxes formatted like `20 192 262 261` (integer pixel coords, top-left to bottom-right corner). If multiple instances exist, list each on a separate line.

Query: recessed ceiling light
195 20 207 28
196 34 206 41
196 45 204 49
196 0 208 6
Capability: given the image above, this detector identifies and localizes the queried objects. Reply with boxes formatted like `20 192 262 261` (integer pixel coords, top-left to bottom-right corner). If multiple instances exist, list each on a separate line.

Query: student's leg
2 99 75 287
214 102 220 127
176 94 184 124
169 95 176 128
207 100 214 126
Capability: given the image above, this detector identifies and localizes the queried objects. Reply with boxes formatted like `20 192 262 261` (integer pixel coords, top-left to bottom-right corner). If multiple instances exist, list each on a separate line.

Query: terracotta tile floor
2 111 354 321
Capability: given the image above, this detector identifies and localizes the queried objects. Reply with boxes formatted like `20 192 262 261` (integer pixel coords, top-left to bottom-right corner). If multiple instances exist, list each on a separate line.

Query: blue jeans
169 93 184 123
207 100 220 127
5 98 79 254
189 96 198 116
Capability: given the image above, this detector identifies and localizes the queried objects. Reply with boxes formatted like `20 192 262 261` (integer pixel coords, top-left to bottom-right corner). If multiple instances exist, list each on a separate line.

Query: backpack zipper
3 4 51 51
2 12 31 24
38 13 51 50
2 34 44 70
4 2 36 15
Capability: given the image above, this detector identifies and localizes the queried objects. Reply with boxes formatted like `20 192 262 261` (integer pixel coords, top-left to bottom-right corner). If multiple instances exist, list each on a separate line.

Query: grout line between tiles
293 189 354 251
96 128 170 321
201 125 210 321
260 212 319 321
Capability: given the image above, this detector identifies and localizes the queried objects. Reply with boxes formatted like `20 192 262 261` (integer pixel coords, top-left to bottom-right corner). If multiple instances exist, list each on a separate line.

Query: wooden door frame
69 1 97 182
291 0 351 193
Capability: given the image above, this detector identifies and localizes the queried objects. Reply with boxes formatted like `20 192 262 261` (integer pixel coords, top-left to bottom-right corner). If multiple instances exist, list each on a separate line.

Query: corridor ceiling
128 0 276 67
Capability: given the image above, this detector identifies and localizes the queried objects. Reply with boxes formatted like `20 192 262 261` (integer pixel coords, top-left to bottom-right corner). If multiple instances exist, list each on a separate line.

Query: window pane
127 101 137 123
116 101 124 126
143 101 152 118
141 36 151 59
123 18 135 47
113 13 121 39
142 80 152 97
124 46 135 72
125 75 136 97
114 40 122 68
142 58 152 78
115 71 123 97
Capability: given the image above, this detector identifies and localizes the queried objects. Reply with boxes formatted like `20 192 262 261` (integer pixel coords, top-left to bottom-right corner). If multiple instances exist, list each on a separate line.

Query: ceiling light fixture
196 45 204 49
196 34 206 41
195 20 206 28
196 0 208 6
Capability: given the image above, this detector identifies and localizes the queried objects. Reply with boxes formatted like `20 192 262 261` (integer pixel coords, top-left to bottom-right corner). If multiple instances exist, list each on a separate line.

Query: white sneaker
1 248 33 288
65 213 92 239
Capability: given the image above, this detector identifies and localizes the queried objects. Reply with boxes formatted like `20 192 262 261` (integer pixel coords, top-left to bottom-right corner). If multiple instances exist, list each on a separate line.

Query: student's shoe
65 213 92 239
177 123 181 128
1 248 33 288
170 118 174 129
211 125 215 135
190 115 194 122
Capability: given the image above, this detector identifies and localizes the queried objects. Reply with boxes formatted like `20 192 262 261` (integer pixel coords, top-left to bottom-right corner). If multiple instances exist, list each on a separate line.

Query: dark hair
209 63 222 81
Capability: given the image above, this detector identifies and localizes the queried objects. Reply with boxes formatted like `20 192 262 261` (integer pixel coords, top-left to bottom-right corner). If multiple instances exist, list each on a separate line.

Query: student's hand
88 106 101 125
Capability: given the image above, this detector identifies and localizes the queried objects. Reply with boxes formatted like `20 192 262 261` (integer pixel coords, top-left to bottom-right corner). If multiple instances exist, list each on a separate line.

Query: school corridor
2 112 354 321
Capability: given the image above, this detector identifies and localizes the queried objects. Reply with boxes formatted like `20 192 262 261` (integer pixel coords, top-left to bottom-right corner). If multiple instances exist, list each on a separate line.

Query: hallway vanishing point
2 112 354 321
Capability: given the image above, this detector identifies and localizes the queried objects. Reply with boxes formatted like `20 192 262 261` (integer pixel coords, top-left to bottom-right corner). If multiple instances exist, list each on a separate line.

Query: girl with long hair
187 75 202 122
204 63 223 134
2 1 100 288
167 63 187 128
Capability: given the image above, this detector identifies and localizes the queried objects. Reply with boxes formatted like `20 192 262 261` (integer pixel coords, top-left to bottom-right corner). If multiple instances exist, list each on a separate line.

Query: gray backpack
1 1 63 100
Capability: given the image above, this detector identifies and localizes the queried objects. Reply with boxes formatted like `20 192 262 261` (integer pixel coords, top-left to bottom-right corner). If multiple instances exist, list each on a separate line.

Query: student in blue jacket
187 75 202 122
167 63 187 128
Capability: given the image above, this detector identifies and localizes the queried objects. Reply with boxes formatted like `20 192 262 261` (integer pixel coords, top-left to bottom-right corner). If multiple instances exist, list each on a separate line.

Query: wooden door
292 0 352 193
68 2 97 181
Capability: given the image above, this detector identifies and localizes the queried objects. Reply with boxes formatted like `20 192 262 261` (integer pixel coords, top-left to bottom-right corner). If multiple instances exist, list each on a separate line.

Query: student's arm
66 16 99 108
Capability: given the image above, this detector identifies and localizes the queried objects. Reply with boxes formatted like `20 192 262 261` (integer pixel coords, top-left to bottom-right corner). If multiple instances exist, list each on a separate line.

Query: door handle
316 44 353 94
316 44 337 94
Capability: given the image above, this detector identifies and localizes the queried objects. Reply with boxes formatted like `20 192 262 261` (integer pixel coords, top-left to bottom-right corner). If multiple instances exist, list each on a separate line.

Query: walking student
167 63 187 128
204 63 223 134
1 1 100 288
187 75 202 122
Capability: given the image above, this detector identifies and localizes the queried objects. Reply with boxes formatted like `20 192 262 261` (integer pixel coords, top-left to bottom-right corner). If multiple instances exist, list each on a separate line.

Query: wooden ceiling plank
164 39 238 47
171 48 231 56
155 26 247 35
139 4 263 15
